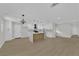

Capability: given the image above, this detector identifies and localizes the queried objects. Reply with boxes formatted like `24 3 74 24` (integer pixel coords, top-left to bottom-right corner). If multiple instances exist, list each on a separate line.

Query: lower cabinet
33 33 44 42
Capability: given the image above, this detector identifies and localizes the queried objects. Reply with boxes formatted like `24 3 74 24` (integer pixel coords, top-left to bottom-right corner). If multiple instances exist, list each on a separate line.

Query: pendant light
21 14 26 24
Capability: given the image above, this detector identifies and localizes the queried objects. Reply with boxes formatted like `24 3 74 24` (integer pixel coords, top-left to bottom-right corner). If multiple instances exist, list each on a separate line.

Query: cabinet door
33 33 44 42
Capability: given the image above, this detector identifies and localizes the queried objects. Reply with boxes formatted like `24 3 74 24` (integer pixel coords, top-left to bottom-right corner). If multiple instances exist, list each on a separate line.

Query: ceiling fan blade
51 3 59 7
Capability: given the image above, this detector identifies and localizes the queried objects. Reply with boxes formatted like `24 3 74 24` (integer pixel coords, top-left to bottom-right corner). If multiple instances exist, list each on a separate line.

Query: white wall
76 23 79 35
13 23 22 38
0 18 5 48
5 20 13 41
21 26 29 38
43 23 56 38
72 22 79 35
56 23 72 38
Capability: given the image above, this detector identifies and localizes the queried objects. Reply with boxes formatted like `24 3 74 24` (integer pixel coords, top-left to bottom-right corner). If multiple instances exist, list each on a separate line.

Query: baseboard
0 40 5 48
5 37 15 41
20 37 29 39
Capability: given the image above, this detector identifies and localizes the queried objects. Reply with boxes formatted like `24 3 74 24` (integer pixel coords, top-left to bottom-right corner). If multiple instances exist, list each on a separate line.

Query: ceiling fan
51 3 59 7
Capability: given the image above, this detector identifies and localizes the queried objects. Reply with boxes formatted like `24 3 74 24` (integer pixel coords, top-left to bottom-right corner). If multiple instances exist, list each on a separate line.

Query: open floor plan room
0 3 79 56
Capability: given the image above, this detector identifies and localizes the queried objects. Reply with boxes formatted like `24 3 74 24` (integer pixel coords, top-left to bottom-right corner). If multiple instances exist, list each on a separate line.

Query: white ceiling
0 3 79 24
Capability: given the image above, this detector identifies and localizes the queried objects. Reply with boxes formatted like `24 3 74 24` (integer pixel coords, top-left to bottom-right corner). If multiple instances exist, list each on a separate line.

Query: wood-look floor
0 37 79 56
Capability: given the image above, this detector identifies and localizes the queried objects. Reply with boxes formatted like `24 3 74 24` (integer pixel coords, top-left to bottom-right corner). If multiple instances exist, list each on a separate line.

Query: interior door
0 19 5 46
13 23 22 38
5 20 13 41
